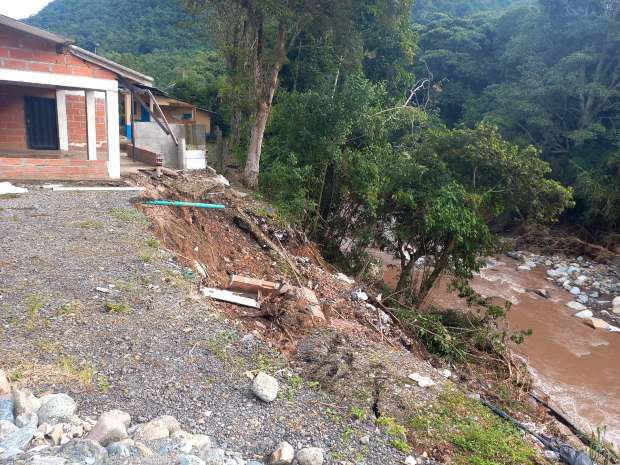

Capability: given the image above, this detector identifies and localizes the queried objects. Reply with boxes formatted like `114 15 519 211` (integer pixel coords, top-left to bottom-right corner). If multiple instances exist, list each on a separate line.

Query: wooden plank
201 287 260 308
228 275 280 295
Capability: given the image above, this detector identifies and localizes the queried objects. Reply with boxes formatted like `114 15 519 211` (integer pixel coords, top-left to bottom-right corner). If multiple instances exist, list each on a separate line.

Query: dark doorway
24 96 60 150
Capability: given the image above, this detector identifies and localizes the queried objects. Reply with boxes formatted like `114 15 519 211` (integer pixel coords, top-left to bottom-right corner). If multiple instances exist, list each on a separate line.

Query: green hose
143 200 225 209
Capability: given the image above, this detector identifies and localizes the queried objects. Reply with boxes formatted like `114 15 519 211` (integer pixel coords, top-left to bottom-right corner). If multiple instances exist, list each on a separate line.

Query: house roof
134 84 216 114
0 14 154 87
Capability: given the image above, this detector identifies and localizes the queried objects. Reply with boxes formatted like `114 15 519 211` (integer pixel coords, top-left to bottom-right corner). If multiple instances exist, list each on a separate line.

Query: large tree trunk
229 105 242 147
243 101 269 188
242 22 287 188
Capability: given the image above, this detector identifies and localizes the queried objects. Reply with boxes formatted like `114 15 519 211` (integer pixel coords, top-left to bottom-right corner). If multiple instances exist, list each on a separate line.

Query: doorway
24 96 60 150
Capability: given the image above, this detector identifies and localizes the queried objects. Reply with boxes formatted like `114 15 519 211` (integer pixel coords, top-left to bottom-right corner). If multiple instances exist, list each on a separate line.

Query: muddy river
380 254 620 448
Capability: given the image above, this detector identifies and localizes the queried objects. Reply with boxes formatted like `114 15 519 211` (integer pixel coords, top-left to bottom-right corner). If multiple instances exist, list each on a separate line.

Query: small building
0 14 154 180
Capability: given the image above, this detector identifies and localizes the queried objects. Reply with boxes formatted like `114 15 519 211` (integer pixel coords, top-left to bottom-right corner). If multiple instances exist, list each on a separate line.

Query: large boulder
0 398 14 423
37 394 76 425
200 447 225 465
133 419 170 442
0 425 36 454
87 409 131 446
251 372 279 403
0 420 18 441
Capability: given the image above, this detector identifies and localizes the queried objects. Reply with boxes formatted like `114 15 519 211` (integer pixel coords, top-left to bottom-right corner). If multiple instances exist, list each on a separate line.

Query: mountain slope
27 0 202 54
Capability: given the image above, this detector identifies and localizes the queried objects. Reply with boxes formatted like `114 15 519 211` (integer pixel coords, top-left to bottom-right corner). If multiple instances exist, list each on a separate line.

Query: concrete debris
574 310 593 319
201 288 260 309
584 318 610 330
0 182 28 195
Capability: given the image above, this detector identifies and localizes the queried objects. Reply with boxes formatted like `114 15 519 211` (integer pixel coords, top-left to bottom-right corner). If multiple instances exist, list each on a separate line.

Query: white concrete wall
133 122 185 168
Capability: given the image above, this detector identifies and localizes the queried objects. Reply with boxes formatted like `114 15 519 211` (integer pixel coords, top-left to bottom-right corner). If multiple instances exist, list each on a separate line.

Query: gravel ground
0 188 409 464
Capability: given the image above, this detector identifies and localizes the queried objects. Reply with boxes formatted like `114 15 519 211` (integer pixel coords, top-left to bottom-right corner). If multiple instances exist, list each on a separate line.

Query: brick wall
0 158 108 180
0 85 109 160
132 146 163 166
0 25 116 80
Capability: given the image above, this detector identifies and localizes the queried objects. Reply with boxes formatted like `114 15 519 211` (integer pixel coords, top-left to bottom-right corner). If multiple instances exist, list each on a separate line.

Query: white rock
13 389 41 416
16 412 38 428
575 310 594 319
569 286 581 295
335 273 355 285
270 441 295 465
25 456 67 465
566 301 587 311
405 457 417 465
351 290 369 301
440 369 452 378
87 410 131 446
251 372 279 402
408 373 435 388
171 431 211 450
613 296 620 310
296 447 324 465
577 294 589 304
608 325 620 333
133 419 170 442
516 265 531 272
575 276 588 286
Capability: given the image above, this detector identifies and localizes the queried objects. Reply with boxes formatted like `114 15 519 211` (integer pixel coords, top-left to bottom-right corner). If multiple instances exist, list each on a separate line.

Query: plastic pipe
143 200 225 209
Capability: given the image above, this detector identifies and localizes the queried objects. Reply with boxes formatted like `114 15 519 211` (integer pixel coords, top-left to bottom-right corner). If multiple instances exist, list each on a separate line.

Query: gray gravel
0 188 404 464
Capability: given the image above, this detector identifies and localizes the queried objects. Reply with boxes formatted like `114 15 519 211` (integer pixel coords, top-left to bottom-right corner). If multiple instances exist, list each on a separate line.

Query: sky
0 0 53 19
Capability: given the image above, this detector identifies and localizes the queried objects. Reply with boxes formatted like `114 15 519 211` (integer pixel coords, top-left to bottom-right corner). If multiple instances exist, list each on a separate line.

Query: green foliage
409 387 538 465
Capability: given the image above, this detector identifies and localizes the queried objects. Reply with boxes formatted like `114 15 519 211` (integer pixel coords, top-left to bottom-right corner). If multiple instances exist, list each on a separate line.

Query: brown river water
379 253 620 448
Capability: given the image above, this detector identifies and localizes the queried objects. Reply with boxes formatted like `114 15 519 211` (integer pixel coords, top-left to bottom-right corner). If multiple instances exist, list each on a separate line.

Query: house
0 14 156 180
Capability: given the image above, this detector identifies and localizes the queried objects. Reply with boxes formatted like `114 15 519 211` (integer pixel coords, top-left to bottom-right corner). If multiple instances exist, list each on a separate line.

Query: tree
378 124 572 304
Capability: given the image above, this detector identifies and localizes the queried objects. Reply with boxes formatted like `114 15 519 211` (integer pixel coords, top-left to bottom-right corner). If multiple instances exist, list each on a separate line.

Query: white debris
351 290 368 301
408 373 435 388
574 310 593 319
335 273 355 285
95 287 111 294
0 182 28 195
566 301 587 312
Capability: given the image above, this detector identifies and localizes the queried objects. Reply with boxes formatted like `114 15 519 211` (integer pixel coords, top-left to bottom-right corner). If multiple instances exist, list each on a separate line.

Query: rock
440 369 452 378
516 265 531 272
181 455 207 465
37 394 76 425
200 447 225 465
566 301 587 311
335 273 355 284
49 424 64 445
0 425 36 452
359 435 370 445
577 294 589 304
584 318 610 330
13 389 42 416
296 447 324 465
133 418 170 442
246 461 264 465
270 441 294 465
613 296 620 312
544 450 560 462
0 398 15 422
133 441 153 456
16 413 38 428
59 439 107 465
569 286 581 295
171 430 212 450
0 371 9 395
575 310 594 319
575 276 588 286
26 456 68 465
0 420 18 440
154 415 181 434
106 440 132 457
405 457 417 465
251 372 279 402
408 373 435 388
87 409 131 446
351 290 369 301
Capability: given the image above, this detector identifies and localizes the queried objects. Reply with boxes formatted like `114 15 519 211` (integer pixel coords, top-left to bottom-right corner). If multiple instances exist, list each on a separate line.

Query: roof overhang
69 46 154 87
0 14 72 45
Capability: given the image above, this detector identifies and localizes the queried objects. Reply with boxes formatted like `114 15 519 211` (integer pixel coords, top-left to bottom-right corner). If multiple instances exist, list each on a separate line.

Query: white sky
0 0 53 20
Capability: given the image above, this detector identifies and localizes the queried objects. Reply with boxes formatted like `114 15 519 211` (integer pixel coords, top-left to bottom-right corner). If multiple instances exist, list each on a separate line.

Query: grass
408 386 539 465
55 356 94 390
0 193 20 199
104 301 132 314
73 218 104 229
57 300 84 316
109 207 149 225
23 292 47 330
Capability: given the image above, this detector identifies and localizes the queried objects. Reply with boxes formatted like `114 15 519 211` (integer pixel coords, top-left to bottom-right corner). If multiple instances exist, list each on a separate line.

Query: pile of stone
0 370 324 465
508 251 620 331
